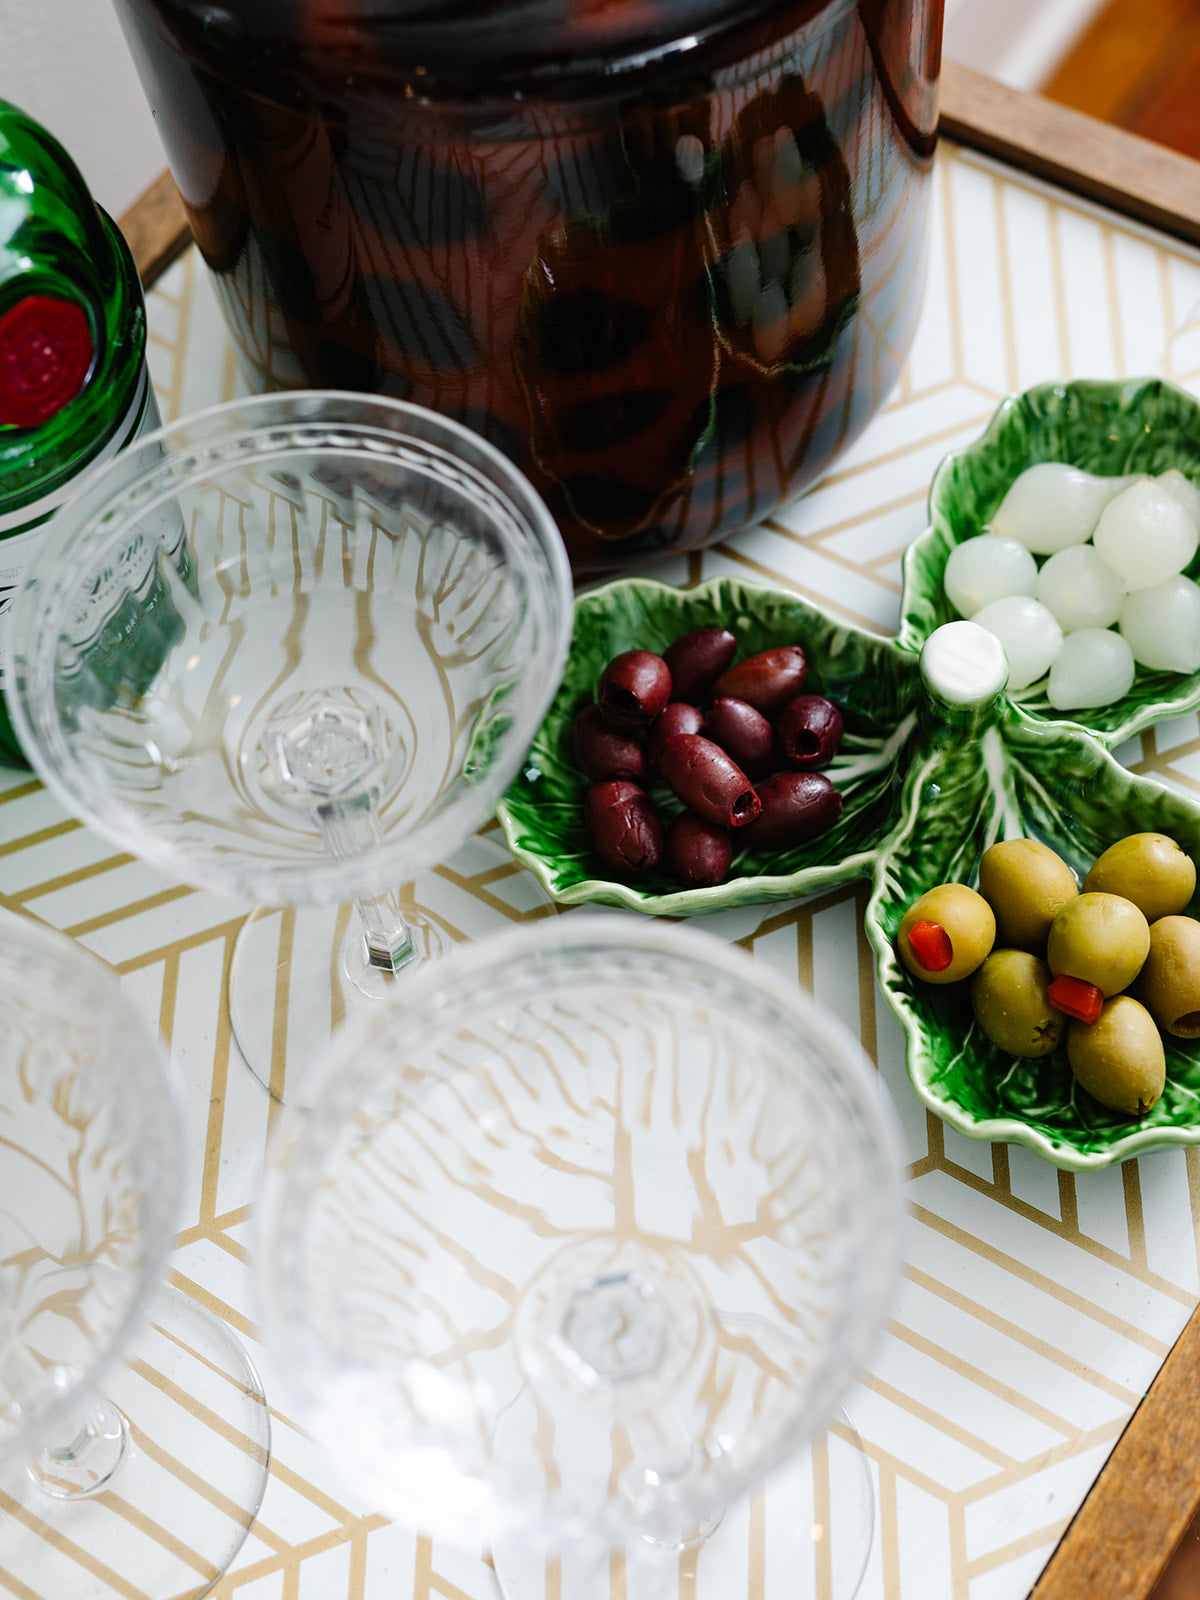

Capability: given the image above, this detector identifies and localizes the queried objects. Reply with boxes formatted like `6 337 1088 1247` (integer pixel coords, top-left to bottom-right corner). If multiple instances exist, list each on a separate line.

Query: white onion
989 463 1132 554
943 534 1039 618
1120 576 1200 672
1047 629 1136 709
1158 467 1200 528
1093 478 1199 590
971 594 1064 690
1034 544 1126 632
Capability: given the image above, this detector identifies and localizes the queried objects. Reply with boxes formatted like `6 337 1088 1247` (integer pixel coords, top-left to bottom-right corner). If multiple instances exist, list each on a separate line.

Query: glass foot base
492 1405 874 1600
0 1286 271 1600
229 829 561 1106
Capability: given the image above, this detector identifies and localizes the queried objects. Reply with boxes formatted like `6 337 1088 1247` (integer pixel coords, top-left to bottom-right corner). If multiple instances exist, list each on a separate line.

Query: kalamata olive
1134 914 1200 1037
584 781 664 876
970 949 1062 1055
597 650 672 729
1083 832 1197 922
895 882 995 985
1067 995 1165 1116
978 838 1078 951
646 702 705 769
704 697 776 778
662 627 737 705
712 645 807 716
1046 892 1150 996
776 694 844 770
656 734 761 828
738 771 843 853
572 704 649 784
666 813 733 889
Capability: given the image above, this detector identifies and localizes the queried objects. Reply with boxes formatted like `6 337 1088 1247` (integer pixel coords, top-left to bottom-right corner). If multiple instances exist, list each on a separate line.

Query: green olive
1066 995 1165 1116
969 949 1063 1056
1083 832 1196 922
1046 892 1150 996
1133 914 1200 1038
897 883 995 985
978 838 1078 951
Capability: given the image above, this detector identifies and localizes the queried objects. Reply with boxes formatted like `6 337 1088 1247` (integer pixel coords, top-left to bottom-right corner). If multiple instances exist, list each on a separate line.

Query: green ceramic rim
496 574 921 914
866 696 1200 1171
899 375 1200 747
497 380 1200 1169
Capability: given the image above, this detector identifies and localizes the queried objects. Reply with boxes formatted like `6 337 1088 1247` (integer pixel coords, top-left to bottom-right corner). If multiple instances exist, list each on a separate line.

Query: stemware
255 915 905 1599
9 391 573 1101
0 911 269 1598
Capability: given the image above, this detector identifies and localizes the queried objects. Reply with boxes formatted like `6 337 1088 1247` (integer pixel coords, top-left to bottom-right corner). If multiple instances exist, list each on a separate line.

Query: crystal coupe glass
256 915 905 1600
0 911 269 1599
9 391 573 1100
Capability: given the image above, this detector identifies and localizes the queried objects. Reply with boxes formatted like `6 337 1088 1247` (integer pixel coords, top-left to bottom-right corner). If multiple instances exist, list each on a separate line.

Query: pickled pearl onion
1046 628 1136 709
1034 544 1127 633
970 595 1064 691
1093 477 1199 590
944 533 1038 618
990 462 1133 554
1120 576 1200 672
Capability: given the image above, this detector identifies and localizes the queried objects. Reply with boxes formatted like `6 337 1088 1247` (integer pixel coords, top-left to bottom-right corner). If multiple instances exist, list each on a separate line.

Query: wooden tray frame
114 59 1200 1600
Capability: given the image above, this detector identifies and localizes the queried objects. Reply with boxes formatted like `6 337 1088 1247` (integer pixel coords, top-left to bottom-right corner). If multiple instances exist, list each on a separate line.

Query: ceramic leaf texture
497 575 922 913
867 693 1200 1170
900 376 1200 747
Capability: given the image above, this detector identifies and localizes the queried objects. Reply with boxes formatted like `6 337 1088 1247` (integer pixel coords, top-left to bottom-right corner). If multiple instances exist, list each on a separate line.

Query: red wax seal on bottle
0 295 94 427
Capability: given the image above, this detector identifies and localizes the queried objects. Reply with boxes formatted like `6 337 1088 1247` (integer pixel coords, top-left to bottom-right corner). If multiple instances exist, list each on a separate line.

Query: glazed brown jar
114 0 943 572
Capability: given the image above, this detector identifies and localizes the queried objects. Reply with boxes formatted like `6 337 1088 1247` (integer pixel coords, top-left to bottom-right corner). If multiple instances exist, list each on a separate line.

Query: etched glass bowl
256 915 905 1560
10 390 573 910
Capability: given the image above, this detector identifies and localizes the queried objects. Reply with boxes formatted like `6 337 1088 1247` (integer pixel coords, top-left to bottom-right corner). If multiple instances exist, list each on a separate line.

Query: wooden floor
1042 0 1200 158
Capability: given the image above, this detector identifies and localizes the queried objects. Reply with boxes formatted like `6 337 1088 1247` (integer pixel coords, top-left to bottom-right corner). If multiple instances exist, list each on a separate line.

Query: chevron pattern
4 137 1200 1599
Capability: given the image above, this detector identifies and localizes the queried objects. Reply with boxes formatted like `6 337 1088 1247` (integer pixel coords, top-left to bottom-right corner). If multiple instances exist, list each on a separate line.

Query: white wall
0 0 165 218
943 0 1106 91
0 0 1110 225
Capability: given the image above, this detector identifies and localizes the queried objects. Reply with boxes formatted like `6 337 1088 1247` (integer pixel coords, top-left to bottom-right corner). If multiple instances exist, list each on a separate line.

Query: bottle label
0 365 160 687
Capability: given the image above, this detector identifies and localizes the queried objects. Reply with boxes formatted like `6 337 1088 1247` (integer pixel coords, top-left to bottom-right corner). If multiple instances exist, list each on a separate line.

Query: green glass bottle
0 98 160 767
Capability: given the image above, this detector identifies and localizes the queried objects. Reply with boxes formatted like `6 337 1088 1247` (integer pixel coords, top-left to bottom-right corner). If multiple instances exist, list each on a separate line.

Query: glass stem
313 793 414 974
27 1400 129 1499
312 796 416 972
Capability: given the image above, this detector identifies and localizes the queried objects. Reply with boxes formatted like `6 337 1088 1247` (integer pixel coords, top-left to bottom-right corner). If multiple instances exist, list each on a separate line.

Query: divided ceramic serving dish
497 377 1200 1170
901 375 1200 746
497 573 921 915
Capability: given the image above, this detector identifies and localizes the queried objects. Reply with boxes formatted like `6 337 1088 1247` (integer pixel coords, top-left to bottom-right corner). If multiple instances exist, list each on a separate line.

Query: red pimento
907 919 953 974
1047 973 1104 1025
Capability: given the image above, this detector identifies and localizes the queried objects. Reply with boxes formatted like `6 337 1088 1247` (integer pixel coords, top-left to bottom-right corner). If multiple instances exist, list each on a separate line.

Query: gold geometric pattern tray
5 133 1200 1600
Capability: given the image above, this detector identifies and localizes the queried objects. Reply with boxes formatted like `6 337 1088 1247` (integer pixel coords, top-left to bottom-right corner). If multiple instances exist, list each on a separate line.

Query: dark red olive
704 697 776 779
597 650 672 729
662 627 737 705
713 646 807 716
646 702 705 769
584 781 664 876
572 704 650 784
656 734 762 829
776 694 845 771
738 772 842 851
667 813 733 889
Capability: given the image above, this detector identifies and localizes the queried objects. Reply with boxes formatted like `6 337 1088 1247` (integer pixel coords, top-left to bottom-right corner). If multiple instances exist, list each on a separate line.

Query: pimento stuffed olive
897 884 995 985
